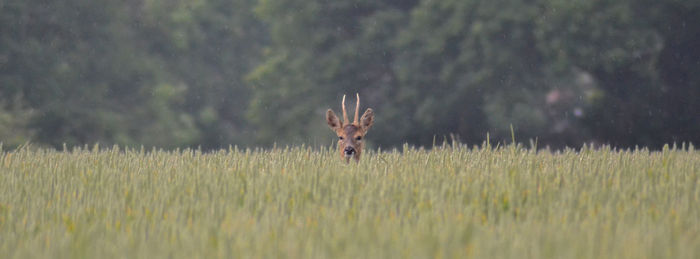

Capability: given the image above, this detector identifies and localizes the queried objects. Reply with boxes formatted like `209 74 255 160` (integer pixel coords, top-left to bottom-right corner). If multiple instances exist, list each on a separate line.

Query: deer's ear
326 109 342 130
360 108 374 131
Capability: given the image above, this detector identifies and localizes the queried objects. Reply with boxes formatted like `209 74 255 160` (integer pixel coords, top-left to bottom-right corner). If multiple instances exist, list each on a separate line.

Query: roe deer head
326 94 374 163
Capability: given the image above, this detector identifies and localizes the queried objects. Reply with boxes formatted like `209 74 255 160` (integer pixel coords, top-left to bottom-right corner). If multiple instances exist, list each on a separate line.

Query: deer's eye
355 136 362 141
338 136 344 140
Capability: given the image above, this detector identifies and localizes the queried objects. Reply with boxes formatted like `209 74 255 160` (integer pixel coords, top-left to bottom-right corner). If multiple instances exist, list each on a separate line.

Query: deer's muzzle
343 146 356 157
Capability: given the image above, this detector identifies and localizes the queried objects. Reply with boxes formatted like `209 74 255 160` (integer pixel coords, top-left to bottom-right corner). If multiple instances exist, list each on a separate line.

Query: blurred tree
643 0 700 146
249 0 416 146
249 0 568 147
392 0 549 146
250 0 699 149
0 0 263 149
0 95 35 148
1 0 698 149
536 0 700 147
0 0 198 148
139 0 265 149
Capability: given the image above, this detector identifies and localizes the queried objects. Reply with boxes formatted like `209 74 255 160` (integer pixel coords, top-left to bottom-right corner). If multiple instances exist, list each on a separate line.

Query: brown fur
326 94 374 163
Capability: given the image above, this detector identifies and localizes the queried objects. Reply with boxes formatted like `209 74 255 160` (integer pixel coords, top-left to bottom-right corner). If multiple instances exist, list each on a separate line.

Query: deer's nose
344 147 356 156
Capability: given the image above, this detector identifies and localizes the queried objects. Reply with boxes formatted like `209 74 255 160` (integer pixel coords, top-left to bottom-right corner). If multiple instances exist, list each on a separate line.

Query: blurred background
1 0 698 150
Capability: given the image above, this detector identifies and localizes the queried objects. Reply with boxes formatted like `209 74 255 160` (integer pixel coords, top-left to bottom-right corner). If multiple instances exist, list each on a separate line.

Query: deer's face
337 124 365 161
326 94 374 163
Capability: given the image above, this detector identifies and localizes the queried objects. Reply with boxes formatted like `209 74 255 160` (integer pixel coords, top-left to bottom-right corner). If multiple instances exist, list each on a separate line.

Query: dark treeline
1 0 698 150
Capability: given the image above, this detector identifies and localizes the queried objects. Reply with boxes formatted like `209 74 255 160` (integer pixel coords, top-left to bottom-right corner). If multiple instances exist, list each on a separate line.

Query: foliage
1 0 698 149
0 0 263 149
248 0 414 146
249 0 699 149
1 144 699 258
0 95 35 148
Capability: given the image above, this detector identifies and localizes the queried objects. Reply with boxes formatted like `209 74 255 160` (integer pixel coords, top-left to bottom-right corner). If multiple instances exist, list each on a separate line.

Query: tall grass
0 143 698 258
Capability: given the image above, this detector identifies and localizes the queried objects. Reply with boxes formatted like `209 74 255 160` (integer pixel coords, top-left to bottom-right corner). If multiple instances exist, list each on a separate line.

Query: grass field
0 143 698 258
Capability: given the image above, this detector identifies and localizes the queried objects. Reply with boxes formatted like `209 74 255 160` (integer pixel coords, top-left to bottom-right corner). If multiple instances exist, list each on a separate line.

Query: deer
326 94 374 163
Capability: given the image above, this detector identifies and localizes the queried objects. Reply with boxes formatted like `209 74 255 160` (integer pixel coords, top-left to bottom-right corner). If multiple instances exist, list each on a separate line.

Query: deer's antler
353 93 360 125
341 94 348 125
